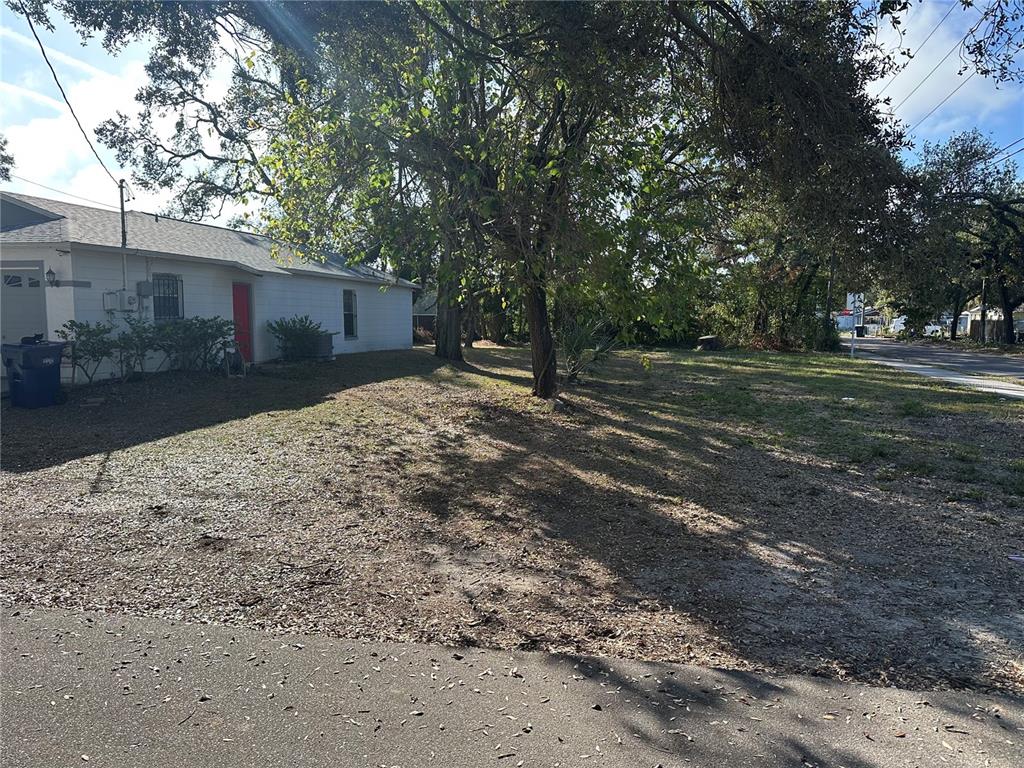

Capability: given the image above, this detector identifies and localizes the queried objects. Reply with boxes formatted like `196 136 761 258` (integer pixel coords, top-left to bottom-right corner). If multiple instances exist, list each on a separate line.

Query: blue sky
1 1 1021 222
868 0 1024 159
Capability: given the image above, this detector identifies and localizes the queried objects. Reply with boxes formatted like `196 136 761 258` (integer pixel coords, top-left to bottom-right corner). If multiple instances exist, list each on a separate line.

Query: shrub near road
1 347 1021 694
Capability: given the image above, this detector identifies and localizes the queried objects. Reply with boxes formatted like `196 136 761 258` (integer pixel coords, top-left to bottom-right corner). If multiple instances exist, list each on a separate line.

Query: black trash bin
2 338 66 408
854 325 866 338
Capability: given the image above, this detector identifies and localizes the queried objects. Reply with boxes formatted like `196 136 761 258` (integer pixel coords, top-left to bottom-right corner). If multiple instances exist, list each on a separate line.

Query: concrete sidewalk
844 338 1024 399
859 354 1024 399
2 608 1021 767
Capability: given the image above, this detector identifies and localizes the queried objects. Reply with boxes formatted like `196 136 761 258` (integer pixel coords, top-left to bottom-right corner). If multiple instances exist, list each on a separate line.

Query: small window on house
343 289 358 339
3 274 22 288
152 273 184 322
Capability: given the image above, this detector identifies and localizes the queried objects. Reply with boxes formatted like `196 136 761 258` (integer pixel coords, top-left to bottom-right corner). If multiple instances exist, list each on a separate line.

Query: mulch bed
2 347 1022 695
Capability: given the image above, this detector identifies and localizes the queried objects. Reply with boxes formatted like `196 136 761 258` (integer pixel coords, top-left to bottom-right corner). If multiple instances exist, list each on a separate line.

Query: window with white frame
152 273 184 322
343 289 358 339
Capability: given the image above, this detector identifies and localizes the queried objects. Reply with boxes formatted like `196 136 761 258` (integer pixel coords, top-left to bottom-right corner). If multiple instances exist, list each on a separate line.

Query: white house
0 192 415 383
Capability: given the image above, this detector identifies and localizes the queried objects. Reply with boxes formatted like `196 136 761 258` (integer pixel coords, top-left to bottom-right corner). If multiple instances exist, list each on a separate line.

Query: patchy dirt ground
2 347 1022 694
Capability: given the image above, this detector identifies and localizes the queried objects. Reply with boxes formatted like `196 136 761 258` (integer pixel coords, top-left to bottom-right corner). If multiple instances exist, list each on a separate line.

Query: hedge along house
0 192 415 385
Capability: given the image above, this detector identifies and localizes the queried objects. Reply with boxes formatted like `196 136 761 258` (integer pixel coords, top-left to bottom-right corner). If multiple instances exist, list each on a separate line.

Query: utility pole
119 178 127 249
119 178 128 292
980 275 987 344
823 246 836 346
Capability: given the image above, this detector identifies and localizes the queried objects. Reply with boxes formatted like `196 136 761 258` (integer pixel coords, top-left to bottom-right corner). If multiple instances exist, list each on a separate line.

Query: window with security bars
343 289 358 339
152 273 184 322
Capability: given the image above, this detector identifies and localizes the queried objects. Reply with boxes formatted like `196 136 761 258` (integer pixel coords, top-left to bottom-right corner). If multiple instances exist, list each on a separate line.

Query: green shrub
55 320 116 383
56 315 233 382
806 319 842 352
154 316 234 371
267 315 324 361
558 316 618 383
117 315 158 380
896 398 931 418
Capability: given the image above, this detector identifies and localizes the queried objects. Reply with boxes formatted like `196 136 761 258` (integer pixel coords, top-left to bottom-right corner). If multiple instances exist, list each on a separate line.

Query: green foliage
807 318 842 353
557 316 618 383
154 317 235 371
881 131 1022 341
106 316 234 377
116 315 158 380
266 315 324 361
55 320 116 383
0 133 12 182
639 354 653 376
46 0 1022 371
897 399 932 418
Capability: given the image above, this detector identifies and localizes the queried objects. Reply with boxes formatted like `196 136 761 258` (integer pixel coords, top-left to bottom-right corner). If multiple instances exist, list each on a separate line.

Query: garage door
2 267 47 345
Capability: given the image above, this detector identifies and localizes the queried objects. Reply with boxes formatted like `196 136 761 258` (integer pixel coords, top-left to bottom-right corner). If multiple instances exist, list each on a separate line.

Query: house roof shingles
0 192 415 288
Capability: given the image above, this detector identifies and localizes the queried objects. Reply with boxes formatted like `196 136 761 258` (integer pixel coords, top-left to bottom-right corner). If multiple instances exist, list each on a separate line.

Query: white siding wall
333 281 414 355
0 244 76 387
72 248 239 326
70 248 244 381
0 243 75 340
3 244 412 385
253 274 412 360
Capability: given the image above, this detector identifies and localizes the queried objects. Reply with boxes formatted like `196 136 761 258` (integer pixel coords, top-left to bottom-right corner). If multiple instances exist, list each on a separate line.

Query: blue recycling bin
2 340 66 408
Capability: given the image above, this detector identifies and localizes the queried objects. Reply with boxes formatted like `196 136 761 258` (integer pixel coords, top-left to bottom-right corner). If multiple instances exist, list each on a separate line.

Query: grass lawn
2 346 1021 694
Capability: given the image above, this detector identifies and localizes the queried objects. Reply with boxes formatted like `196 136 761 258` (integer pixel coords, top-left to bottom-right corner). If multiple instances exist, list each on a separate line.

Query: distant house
0 192 415 384
958 306 1024 342
835 305 883 335
888 315 943 336
412 288 437 332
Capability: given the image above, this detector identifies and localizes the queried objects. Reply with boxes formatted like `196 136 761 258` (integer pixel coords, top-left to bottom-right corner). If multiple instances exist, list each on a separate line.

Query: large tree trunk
463 297 477 349
997 277 1016 344
949 288 966 342
524 276 557 398
435 300 463 360
485 310 508 344
434 230 463 361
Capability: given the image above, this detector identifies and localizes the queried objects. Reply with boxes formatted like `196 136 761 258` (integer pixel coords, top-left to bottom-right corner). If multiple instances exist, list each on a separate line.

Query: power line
16 1 119 188
879 2 957 96
893 28 972 111
907 35 1010 135
907 71 975 132
982 145 1024 168
6 174 121 209
988 136 1024 158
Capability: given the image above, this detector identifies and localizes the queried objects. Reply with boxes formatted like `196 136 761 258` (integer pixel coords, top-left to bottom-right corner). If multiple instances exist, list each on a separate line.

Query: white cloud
0 26 106 78
869 1 1024 138
4 58 148 193
0 80 63 112
1 18 244 223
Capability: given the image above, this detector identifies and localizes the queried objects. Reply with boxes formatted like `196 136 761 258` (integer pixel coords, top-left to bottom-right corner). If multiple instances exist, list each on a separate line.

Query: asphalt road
849 338 1024 380
2 607 1021 768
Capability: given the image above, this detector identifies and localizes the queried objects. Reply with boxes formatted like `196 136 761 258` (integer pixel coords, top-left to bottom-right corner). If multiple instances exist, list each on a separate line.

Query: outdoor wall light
45 267 58 287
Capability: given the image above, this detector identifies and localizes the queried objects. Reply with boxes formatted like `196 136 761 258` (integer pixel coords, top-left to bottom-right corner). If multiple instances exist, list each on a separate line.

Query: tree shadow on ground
403 347 1024 694
0 349 447 472
558 652 1024 767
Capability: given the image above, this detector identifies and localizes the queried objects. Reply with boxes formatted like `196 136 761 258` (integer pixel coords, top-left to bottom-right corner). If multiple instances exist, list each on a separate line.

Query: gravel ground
2 346 1022 695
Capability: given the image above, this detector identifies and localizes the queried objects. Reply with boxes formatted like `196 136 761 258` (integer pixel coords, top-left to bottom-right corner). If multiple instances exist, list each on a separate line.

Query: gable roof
0 192 416 288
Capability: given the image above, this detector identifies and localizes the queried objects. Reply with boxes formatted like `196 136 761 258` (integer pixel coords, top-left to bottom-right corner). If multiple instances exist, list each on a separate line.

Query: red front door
232 283 253 361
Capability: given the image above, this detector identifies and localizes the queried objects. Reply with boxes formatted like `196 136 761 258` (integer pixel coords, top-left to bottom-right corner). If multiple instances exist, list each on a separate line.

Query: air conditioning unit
102 289 139 312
